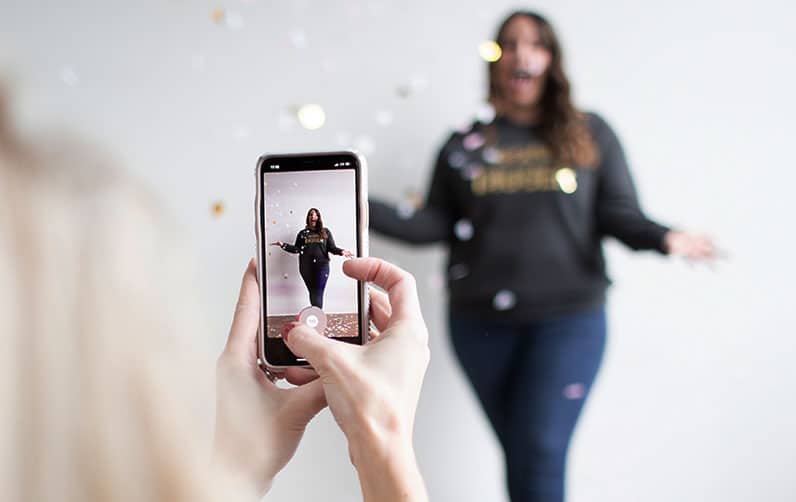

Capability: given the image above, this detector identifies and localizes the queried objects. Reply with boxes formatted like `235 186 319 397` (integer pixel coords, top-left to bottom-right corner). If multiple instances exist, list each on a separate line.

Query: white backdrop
2 1 795 501
263 169 357 315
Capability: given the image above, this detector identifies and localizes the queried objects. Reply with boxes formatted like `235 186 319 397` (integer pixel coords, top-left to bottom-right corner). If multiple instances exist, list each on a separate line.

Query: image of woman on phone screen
369 10 719 502
271 207 353 309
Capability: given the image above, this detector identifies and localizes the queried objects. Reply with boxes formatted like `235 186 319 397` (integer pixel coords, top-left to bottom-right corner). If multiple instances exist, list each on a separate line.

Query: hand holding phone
213 260 326 498
283 257 430 502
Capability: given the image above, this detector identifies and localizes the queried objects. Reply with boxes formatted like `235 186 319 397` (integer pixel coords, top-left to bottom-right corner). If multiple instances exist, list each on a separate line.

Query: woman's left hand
213 259 326 497
663 230 719 262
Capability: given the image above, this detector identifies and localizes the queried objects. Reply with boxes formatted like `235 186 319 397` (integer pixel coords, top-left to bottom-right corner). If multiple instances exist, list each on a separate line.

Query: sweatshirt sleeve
281 231 303 254
591 113 670 253
325 229 344 255
369 145 455 245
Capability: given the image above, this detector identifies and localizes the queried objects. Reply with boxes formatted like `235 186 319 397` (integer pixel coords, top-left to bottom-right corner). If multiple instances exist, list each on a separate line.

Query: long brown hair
488 11 599 167
305 207 328 239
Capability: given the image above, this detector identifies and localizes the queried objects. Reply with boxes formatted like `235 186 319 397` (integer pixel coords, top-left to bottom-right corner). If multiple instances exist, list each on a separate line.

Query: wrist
349 428 427 502
210 453 270 501
662 230 677 254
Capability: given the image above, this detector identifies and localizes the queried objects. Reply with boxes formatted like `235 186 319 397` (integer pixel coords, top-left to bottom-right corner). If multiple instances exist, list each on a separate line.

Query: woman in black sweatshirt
370 11 717 502
271 207 352 309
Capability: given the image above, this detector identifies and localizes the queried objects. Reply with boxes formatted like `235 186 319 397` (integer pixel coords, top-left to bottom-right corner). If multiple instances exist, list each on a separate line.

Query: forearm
369 200 449 245
281 243 300 253
598 210 670 252
349 433 428 502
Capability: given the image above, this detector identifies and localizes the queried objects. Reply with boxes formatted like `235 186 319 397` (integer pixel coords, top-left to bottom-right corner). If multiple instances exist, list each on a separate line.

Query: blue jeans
300 261 330 309
449 307 607 502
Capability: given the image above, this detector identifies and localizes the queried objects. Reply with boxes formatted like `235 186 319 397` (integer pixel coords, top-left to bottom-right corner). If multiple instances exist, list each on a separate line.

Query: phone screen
259 152 366 366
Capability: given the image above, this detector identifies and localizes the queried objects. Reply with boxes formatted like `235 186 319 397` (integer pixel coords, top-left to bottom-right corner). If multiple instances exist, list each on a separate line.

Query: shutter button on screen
298 306 327 334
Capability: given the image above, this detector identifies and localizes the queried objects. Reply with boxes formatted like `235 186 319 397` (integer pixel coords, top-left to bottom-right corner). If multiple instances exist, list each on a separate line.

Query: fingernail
281 321 299 341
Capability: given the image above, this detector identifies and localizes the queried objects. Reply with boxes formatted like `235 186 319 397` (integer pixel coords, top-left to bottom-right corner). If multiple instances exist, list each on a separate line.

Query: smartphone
255 150 369 369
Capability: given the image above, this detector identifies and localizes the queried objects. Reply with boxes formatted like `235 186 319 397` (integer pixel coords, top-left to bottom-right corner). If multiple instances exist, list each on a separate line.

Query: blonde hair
0 89 243 501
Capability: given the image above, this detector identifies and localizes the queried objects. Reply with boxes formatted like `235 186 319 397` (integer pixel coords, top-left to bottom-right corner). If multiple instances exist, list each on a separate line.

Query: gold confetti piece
555 167 578 194
271 219 277 225
296 104 326 130
211 201 225 217
478 40 502 63
211 8 225 24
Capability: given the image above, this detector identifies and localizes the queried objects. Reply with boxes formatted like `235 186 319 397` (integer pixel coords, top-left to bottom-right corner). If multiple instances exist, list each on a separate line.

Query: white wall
2 1 794 501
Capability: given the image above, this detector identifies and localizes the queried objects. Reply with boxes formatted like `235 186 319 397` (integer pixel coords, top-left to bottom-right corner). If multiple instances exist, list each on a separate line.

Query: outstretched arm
592 114 719 261
369 201 451 244
325 229 353 258
369 148 456 245
272 232 303 254
592 114 671 252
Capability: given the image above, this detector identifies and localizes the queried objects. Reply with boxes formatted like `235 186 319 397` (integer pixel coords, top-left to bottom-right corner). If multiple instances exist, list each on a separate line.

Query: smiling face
491 15 553 114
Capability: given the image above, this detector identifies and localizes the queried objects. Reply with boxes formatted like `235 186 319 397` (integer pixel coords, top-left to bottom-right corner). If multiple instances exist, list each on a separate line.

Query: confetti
493 290 516 311
563 383 586 400
449 263 469 280
395 75 428 99
482 147 502 164
283 274 289 279
478 40 502 62
60 67 79 86
211 8 225 24
463 132 486 151
375 110 394 127
296 104 326 130
211 201 225 217
456 122 474 134
409 74 428 93
354 135 376 155
396 200 416 219
396 84 412 99
448 151 468 169
462 163 485 181
289 29 308 49
555 167 578 194
476 102 496 123
454 219 474 241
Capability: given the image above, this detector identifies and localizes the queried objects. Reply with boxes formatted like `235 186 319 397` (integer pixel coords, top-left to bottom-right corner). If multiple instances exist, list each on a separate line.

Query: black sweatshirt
281 228 345 268
370 113 670 321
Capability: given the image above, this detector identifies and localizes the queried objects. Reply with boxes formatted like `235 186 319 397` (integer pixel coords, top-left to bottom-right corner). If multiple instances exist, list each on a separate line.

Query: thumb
284 324 346 373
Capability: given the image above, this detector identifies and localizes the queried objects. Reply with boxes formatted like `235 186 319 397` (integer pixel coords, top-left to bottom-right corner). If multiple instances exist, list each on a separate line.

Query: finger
225 258 260 358
368 288 392 332
283 379 327 424
283 367 319 386
283 324 349 373
343 257 421 324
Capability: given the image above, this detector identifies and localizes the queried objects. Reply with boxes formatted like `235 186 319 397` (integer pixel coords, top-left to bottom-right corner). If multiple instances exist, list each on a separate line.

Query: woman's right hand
283 257 430 502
